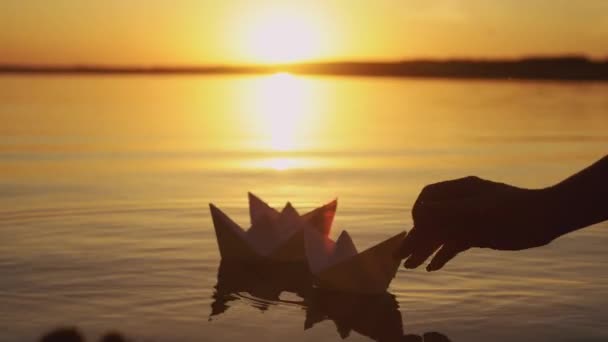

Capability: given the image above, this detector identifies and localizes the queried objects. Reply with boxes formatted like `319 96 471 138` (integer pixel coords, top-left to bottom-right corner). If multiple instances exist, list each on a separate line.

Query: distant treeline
2 56 608 81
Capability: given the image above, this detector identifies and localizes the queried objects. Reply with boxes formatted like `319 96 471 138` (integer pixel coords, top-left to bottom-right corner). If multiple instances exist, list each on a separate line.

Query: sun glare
243 9 322 64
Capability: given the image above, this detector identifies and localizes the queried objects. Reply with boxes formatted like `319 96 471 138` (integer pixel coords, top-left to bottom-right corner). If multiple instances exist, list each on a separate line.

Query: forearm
541 155 608 237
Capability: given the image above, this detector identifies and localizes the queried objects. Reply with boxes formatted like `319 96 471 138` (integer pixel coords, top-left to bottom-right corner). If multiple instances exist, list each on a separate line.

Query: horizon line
1 55 607 81
2 54 608 69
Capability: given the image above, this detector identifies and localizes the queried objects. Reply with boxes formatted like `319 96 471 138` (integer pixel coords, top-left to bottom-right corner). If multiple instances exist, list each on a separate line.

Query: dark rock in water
100 331 128 342
422 332 451 342
40 327 85 342
401 335 423 342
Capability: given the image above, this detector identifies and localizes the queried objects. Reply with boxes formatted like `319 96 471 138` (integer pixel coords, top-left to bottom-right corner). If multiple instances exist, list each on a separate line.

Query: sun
243 9 322 64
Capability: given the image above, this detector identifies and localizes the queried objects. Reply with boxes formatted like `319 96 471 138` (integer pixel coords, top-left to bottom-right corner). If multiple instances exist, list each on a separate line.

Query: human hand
398 176 558 271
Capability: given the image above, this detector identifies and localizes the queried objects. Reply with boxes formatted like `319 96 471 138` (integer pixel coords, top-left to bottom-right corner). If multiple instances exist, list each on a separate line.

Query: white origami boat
209 193 337 262
210 193 406 294
304 228 406 294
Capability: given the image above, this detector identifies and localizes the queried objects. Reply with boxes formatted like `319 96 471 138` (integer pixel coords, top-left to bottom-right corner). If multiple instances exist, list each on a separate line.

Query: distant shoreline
2 56 608 81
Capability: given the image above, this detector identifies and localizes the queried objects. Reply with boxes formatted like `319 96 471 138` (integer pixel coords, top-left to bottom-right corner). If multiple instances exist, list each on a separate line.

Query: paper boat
209 193 337 262
304 228 406 294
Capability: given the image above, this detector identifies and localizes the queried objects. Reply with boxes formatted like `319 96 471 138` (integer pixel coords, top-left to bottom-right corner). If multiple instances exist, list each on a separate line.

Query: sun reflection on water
236 72 325 171
246 156 320 171
248 72 317 152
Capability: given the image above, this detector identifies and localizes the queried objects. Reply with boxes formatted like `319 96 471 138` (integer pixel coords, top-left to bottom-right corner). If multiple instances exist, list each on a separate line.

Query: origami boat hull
313 232 406 294
209 203 261 261
210 193 406 294
209 193 337 262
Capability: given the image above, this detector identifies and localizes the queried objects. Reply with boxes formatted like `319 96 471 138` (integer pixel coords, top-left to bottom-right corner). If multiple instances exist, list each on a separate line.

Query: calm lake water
1 74 607 342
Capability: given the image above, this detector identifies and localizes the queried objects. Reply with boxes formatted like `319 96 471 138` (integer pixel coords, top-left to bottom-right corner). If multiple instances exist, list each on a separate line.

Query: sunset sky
2 0 607 66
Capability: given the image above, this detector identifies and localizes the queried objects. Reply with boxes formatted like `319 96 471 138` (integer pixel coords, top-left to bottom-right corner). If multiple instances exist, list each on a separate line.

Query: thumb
426 243 467 272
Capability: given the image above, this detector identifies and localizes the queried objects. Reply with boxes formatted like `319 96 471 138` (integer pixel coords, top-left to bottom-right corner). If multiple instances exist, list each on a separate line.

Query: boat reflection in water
210 260 451 342
210 260 312 315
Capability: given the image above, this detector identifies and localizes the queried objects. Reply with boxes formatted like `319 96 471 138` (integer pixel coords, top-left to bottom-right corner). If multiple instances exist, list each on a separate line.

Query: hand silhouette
398 155 608 271
398 176 560 271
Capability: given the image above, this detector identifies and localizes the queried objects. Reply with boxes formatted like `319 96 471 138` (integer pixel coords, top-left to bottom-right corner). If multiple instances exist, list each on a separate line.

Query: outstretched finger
396 226 424 259
426 243 467 272
403 242 441 269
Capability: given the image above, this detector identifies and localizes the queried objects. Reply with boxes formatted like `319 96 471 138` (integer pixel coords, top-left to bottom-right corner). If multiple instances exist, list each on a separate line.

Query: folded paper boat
304 228 406 294
209 193 337 262
209 193 406 294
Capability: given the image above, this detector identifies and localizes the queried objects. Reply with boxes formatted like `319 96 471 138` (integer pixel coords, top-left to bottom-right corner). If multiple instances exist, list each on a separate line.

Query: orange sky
2 0 607 65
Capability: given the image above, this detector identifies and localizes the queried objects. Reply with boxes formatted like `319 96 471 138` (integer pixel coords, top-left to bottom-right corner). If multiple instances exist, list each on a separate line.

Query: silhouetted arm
543 155 608 237
398 155 608 271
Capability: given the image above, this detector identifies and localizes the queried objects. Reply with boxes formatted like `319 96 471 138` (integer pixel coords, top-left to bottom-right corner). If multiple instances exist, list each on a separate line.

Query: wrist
522 187 567 241
535 183 595 238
